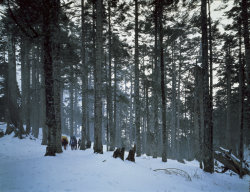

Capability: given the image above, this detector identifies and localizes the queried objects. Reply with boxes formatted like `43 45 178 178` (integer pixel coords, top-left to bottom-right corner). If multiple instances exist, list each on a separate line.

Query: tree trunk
152 1 159 159
241 0 250 135
31 45 39 138
23 39 31 135
158 0 167 162
226 47 232 150
80 0 87 150
134 0 141 157
107 0 114 151
93 0 103 154
70 64 74 137
53 17 62 153
201 0 214 173
171 43 176 158
238 17 244 178
43 0 58 156
198 65 204 169
114 56 117 147
6 33 24 138
40 44 47 145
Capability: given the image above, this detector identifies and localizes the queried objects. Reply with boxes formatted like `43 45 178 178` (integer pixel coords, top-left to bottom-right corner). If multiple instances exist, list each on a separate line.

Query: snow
0 124 249 192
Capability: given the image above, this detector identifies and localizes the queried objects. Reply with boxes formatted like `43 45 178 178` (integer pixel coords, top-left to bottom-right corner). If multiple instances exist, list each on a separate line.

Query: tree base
126 145 136 162
113 147 125 160
44 146 56 156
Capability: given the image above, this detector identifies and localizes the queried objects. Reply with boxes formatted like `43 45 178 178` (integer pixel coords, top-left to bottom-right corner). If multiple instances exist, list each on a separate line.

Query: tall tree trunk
23 39 31 135
44 0 58 156
134 0 141 156
41 44 47 145
176 45 182 161
145 80 150 156
69 65 74 137
20 37 26 124
31 45 39 138
226 47 232 150
158 0 167 162
108 1 114 151
208 0 214 155
53 2 62 153
194 64 202 167
201 0 214 173
171 43 176 158
6 33 24 138
114 56 117 147
238 17 244 178
152 1 159 159
198 65 204 169
129 66 134 146
80 0 87 150
241 0 250 139
93 0 103 154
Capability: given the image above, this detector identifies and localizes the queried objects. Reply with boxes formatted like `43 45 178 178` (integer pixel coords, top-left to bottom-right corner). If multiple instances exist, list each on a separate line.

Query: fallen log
214 147 250 176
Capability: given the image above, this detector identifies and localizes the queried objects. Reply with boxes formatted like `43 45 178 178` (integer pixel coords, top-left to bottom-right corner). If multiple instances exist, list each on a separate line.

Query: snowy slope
0 126 249 192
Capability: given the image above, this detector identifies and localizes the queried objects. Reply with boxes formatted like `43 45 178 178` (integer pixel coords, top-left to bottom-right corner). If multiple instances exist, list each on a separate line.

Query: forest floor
0 124 249 192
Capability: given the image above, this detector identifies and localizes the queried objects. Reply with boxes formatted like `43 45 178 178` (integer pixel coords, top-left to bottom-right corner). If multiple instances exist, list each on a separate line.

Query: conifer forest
0 0 249 191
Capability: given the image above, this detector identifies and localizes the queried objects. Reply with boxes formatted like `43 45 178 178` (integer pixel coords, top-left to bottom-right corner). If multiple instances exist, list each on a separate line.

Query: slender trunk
153 1 159 158
134 0 141 156
70 66 74 137
208 0 213 156
81 0 87 150
107 0 114 151
238 17 244 178
44 0 58 156
226 47 232 150
158 0 167 162
241 0 250 139
41 44 47 145
129 67 134 146
198 66 204 169
31 45 39 138
171 43 176 158
145 80 150 156
194 64 202 167
201 0 213 172
20 37 26 124
93 0 103 153
176 45 182 161
114 56 117 147
23 39 31 134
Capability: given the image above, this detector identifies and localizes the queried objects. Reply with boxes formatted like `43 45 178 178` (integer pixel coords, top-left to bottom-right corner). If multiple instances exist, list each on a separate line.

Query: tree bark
201 0 214 173
43 0 58 156
152 1 159 159
241 0 250 142
93 0 103 154
107 0 114 151
158 0 167 162
6 33 24 138
238 17 244 179
171 43 176 158
80 0 87 150
134 0 141 157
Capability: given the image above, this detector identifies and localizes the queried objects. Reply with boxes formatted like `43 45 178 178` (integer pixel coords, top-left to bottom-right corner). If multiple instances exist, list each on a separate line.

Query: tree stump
113 147 125 160
126 144 136 162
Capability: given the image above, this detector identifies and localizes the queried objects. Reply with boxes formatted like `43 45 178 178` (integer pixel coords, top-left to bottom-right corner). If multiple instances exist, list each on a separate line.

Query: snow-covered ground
0 124 249 192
